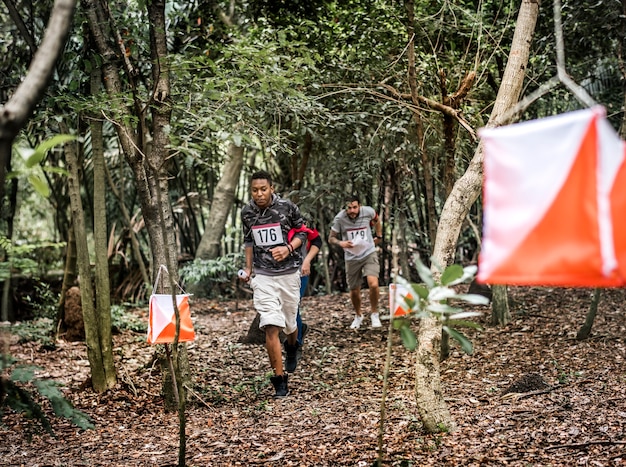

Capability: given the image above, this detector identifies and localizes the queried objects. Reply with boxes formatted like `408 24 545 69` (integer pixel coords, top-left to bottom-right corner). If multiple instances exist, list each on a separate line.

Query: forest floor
2 285 626 466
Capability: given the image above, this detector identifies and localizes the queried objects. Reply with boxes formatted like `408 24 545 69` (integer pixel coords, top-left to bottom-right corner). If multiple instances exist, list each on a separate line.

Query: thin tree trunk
315 205 333 295
419 0 541 433
63 126 109 392
577 288 601 340
296 131 312 191
405 0 437 245
84 0 191 409
195 143 244 260
398 205 412 280
491 284 511 326
57 220 77 330
91 67 116 389
104 165 151 292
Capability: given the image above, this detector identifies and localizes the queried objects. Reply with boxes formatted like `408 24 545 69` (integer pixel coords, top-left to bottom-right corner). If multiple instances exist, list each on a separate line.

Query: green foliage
179 253 244 298
392 258 488 353
1 354 94 435
10 135 74 198
0 236 66 281
110 305 147 333
180 253 243 283
22 282 59 320
10 319 55 347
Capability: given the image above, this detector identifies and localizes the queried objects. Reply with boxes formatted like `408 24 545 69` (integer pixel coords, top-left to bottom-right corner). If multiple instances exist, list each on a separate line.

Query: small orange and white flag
389 283 415 317
147 293 195 344
478 106 626 286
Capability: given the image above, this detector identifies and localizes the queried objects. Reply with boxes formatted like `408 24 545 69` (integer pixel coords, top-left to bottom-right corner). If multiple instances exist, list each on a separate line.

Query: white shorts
250 271 301 334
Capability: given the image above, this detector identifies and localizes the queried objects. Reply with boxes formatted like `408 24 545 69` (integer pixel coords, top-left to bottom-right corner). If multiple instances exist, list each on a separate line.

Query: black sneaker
284 342 300 373
270 374 289 398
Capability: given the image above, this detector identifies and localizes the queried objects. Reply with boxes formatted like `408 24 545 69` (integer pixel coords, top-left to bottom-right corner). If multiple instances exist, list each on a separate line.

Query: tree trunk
84 0 191 408
90 67 116 389
239 313 265 344
577 288 602 340
0 0 76 322
57 220 77 329
145 0 191 424
315 205 333 295
418 0 541 433
63 127 113 392
491 284 511 326
405 0 437 246
195 143 244 260
414 316 454 432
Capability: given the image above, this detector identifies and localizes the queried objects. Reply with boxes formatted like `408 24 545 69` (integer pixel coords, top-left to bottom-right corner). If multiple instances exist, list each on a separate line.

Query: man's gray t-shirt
330 206 377 262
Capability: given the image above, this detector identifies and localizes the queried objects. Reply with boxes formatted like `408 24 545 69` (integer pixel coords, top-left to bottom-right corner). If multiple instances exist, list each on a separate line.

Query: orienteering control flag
478 106 626 286
147 293 195 344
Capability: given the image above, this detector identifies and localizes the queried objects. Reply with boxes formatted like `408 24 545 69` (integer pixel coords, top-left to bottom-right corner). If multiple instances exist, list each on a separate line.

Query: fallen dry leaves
2 286 626 466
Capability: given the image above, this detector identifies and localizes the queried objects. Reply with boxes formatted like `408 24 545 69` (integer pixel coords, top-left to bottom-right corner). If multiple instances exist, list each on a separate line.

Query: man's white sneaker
371 313 382 328
350 315 364 329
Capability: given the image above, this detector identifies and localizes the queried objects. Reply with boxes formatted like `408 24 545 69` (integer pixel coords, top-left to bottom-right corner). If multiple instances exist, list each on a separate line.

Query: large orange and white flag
478 106 626 286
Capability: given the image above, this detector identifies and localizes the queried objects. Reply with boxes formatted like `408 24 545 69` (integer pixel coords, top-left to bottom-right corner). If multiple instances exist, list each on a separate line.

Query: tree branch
0 0 76 136
546 440 626 451
0 0 77 199
2 0 38 55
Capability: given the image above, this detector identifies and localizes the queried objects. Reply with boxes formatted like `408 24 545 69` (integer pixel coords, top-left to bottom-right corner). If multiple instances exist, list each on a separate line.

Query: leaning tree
417 0 541 432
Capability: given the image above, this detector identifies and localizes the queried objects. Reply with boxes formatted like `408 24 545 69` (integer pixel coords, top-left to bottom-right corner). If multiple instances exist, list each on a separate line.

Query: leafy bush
10 318 55 347
179 253 244 298
22 282 60 320
110 305 147 333
392 258 489 354
0 237 65 280
0 353 94 435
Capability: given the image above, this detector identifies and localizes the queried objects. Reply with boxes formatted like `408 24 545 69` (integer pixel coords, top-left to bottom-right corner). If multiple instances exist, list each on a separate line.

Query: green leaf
446 312 482 321
429 286 458 301
34 379 94 430
10 365 37 382
27 174 50 198
414 256 434 288
440 264 463 286
42 166 69 176
392 317 410 329
446 264 479 286
26 134 77 168
412 283 429 300
400 324 417 351
0 354 17 370
427 302 461 315
5 170 20 180
444 327 474 355
4 381 53 434
455 293 490 305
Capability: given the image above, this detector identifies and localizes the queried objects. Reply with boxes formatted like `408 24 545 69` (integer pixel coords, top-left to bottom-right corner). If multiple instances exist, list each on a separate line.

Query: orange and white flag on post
147 293 195 344
147 265 196 344
389 283 414 317
478 106 626 287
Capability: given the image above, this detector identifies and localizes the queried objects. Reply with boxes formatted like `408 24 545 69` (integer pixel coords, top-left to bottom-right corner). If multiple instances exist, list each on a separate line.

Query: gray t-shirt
330 205 377 262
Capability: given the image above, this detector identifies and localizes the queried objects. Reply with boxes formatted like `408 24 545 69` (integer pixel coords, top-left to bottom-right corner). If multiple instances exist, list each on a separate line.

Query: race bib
252 223 284 246
346 227 368 242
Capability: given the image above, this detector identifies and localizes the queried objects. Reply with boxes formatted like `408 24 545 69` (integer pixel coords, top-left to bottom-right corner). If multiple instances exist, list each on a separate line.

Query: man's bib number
252 223 284 246
347 227 368 242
